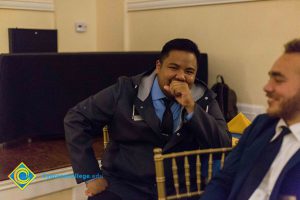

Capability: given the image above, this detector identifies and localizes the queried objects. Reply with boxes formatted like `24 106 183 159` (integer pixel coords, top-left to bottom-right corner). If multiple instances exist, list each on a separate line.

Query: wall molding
127 0 263 11
0 0 54 11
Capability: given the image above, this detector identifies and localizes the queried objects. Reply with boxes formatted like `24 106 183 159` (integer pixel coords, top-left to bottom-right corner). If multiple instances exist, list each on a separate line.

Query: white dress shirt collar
272 118 300 142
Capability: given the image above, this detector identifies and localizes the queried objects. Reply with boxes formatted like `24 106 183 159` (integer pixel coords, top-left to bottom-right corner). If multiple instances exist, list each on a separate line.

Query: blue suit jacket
201 114 300 200
279 162 300 197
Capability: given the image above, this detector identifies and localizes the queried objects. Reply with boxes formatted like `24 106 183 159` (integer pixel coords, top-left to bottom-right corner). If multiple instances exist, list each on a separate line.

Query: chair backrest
153 147 232 200
102 126 232 199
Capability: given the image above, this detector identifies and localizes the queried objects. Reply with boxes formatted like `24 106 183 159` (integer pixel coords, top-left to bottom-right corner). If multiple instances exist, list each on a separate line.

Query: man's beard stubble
267 90 300 121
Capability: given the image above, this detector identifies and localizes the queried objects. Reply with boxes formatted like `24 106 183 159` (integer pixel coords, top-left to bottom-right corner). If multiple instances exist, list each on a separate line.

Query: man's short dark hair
159 38 201 67
284 38 300 53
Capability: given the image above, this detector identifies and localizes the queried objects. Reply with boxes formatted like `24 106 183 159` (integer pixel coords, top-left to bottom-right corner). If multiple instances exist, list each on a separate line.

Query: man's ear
155 60 161 73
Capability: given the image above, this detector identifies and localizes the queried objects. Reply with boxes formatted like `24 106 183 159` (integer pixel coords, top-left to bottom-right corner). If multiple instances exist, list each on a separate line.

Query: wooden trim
0 0 54 11
127 0 264 11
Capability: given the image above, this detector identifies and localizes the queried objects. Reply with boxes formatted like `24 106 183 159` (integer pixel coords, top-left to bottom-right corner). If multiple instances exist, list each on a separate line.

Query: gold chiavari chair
153 147 232 200
100 125 109 170
103 125 109 149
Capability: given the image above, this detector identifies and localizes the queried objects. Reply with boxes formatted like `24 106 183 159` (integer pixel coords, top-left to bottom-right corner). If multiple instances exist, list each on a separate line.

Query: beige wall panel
97 0 125 51
54 0 97 52
0 9 54 53
127 0 300 105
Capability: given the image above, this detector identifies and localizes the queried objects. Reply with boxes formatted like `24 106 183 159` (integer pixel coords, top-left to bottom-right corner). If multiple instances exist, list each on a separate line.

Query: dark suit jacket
201 114 300 200
64 69 230 199
279 162 300 198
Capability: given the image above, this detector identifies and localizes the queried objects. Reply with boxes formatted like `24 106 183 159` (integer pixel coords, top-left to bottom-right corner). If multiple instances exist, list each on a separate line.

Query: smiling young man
64 38 230 200
201 38 300 200
156 50 197 114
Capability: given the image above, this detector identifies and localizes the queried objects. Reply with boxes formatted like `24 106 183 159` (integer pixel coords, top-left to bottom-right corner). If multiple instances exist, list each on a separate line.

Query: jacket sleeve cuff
85 174 104 184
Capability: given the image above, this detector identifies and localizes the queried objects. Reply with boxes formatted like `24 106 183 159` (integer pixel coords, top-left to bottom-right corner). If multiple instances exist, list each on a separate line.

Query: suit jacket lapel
270 149 300 200
230 124 277 198
133 70 164 139
134 95 163 138
242 125 276 170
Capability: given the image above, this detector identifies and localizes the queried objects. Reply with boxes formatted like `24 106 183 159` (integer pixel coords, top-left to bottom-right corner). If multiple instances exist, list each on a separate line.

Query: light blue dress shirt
151 77 193 133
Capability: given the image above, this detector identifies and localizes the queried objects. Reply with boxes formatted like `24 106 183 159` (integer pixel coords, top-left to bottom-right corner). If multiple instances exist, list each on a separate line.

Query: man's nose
263 80 273 93
175 71 186 81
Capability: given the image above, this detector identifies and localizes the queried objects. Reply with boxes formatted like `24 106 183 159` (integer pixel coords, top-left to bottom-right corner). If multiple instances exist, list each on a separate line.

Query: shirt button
176 133 181 136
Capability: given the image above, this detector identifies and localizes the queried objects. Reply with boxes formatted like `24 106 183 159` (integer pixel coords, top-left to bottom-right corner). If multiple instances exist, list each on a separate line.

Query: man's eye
186 71 195 75
274 78 285 83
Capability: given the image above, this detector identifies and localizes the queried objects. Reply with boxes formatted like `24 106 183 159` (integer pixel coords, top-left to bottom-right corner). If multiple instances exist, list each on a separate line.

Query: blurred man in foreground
201 38 300 200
